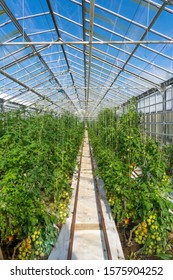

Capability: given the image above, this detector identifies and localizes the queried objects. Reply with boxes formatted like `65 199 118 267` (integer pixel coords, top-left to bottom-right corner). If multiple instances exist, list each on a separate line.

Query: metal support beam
171 87 173 144
67 51 152 92
82 0 87 111
73 0 173 46
90 1 167 115
1 40 173 45
68 44 159 88
86 0 95 117
91 45 173 77
46 0 81 108
53 26 173 63
72 0 173 19
0 0 78 113
162 86 167 144
89 47 165 83
0 98 4 113
1 43 59 71
135 76 173 102
0 68 65 112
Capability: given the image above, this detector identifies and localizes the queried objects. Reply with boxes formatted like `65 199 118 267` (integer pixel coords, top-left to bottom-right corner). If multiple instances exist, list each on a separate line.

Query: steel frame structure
0 0 173 127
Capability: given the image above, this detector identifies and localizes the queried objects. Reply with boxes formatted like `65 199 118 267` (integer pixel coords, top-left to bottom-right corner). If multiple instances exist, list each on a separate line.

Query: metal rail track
67 139 84 260
67 134 112 260
89 141 112 260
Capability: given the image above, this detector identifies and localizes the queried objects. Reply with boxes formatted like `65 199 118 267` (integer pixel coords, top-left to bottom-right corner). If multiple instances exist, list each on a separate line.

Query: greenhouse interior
0 0 173 260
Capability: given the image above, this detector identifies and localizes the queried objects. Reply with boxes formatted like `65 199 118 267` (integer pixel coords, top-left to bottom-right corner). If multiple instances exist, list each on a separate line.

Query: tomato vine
0 110 84 260
89 100 173 259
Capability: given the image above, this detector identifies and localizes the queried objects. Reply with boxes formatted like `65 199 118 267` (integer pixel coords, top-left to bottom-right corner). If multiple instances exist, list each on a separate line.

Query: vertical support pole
156 94 158 141
162 87 166 145
143 99 145 135
171 85 173 144
0 98 4 113
149 94 151 138
123 104 125 114
155 93 157 141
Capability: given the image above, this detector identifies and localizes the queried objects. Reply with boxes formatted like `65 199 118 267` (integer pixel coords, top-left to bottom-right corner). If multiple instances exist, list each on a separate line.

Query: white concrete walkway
49 130 124 260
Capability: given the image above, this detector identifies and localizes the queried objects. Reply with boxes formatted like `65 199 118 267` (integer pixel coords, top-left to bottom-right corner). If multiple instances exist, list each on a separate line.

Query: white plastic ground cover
96 177 125 260
48 154 80 260
49 139 124 260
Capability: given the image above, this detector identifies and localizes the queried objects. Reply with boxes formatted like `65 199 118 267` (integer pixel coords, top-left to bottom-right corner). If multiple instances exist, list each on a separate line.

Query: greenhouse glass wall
0 0 173 261
138 85 173 144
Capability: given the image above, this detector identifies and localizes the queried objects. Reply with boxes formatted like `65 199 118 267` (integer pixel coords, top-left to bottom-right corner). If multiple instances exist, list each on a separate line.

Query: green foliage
92 108 117 149
163 144 173 175
89 100 173 258
0 110 84 259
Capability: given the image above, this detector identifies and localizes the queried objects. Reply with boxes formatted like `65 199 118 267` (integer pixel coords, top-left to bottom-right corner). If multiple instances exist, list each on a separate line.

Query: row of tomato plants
89 101 173 259
0 110 84 260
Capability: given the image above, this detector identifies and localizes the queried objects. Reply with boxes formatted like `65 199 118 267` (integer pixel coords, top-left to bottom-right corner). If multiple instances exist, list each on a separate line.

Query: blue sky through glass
0 0 173 116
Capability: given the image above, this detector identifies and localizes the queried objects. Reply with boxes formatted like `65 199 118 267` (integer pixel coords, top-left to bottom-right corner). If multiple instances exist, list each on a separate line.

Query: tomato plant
89 99 173 259
0 110 84 259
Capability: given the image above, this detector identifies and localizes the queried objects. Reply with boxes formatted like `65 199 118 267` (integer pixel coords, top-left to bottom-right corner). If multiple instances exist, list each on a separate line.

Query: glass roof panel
94 5 145 41
0 5 10 24
28 29 57 42
18 14 56 41
0 21 20 42
113 0 158 25
0 46 32 67
152 8 173 36
0 0 173 117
